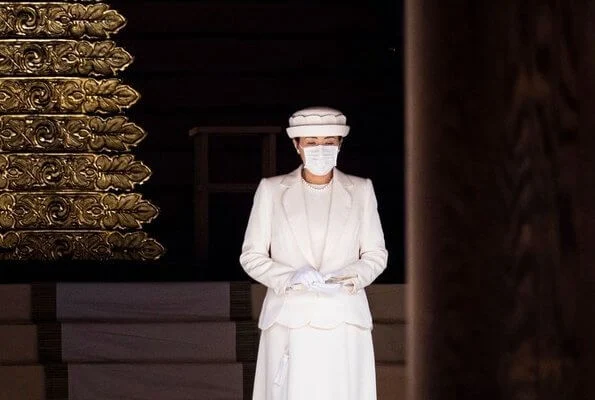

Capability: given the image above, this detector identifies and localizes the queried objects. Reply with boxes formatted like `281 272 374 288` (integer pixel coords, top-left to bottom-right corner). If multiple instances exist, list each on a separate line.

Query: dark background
2 0 404 283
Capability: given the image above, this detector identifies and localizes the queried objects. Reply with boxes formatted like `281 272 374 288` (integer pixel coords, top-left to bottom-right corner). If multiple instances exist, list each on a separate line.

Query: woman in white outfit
239 106 389 400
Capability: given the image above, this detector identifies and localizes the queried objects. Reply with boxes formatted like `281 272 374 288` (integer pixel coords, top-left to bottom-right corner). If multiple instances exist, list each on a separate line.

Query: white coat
239 165 389 399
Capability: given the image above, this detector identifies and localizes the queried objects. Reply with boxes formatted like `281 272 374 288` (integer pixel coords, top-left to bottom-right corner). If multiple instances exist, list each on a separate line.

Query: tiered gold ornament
0 1 165 260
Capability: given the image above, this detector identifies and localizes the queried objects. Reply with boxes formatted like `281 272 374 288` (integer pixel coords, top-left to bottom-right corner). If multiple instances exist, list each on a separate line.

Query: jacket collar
281 165 353 268
280 165 353 188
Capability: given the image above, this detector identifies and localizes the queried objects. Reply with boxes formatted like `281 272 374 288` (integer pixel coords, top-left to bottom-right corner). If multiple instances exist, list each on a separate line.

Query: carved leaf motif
46 7 69 35
134 202 159 221
118 121 145 145
103 10 126 33
87 116 145 151
15 197 39 227
99 123 124 151
85 20 107 39
53 42 78 73
107 231 140 259
101 193 158 229
82 79 139 113
69 4 126 38
127 163 151 182
60 119 87 150
104 44 132 69
60 81 86 112
107 231 165 261
85 78 115 95
138 238 165 260
78 196 103 224
0 193 15 229
117 212 137 229
78 41 127 75
95 155 151 190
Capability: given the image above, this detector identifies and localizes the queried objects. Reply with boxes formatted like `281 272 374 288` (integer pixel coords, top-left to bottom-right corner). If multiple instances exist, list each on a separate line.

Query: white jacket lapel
281 167 317 268
321 169 353 264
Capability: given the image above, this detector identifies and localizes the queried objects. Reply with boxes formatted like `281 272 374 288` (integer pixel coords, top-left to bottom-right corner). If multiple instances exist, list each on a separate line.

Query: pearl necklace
302 177 331 191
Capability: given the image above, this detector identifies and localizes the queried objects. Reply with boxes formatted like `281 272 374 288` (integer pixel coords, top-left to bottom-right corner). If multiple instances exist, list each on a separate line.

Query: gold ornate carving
0 154 151 191
0 3 126 39
0 78 139 113
0 192 158 229
0 1 165 261
0 115 146 152
0 231 164 261
0 40 133 76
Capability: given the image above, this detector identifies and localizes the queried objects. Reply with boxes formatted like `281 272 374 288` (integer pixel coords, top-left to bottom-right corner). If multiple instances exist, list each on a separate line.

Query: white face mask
300 145 339 176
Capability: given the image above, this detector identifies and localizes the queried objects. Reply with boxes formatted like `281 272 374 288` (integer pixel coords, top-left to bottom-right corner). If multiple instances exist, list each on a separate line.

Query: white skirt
252 323 377 400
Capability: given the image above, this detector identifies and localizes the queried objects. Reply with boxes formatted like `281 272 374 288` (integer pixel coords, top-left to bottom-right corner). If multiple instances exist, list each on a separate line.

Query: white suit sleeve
336 179 388 291
239 178 296 294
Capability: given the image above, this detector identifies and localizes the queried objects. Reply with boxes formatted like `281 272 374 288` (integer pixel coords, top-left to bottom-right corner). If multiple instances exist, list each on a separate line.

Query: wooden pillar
406 0 581 399
576 1 595 398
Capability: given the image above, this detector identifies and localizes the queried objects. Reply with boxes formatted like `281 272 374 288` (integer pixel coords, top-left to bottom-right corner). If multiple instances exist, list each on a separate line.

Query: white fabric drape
252 323 377 400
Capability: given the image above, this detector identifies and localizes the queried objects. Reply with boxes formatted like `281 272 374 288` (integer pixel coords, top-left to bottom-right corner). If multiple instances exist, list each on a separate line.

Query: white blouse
302 178 332 268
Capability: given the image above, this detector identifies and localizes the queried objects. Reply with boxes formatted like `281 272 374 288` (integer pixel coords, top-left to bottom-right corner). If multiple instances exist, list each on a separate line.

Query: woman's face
295 136 342 163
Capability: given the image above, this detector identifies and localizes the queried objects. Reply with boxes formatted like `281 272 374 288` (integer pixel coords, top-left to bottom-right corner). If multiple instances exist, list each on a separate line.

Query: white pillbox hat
286 106 350 138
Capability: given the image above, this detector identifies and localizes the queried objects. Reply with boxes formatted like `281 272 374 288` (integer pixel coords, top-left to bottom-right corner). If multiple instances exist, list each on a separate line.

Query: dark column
577 1 595 399
406 0 581 399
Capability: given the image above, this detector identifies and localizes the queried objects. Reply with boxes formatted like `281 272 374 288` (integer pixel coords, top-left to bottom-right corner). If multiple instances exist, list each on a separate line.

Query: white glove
288 266 324 289
309 282 343 295
323 269 357 283
323 269 359 294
